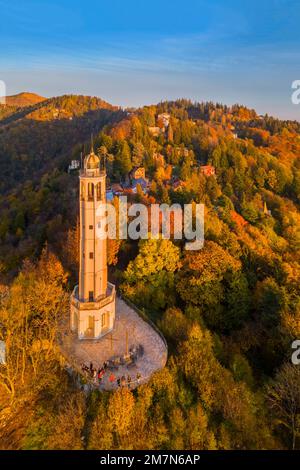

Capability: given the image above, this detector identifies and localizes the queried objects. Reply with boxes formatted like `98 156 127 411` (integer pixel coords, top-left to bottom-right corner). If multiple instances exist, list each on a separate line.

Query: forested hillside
0 95 299 449
0 92 46 123
0 95 125 273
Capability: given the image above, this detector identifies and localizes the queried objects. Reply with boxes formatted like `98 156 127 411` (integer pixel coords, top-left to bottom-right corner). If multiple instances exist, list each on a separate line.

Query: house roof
132 178 148 188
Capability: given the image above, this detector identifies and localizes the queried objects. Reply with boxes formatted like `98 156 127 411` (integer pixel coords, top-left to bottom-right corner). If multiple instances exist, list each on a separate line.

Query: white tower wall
70 150 116 340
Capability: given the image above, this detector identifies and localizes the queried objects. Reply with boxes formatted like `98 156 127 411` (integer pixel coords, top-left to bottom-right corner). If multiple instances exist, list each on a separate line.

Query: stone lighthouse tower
70 147 116 339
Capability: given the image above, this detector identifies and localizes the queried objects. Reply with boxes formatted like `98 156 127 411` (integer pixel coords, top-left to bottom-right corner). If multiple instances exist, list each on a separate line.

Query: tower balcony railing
80 168 106 178
71 283 116 310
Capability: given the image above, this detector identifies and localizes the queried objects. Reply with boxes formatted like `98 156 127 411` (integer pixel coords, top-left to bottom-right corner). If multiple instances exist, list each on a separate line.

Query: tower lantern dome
84 151 100 170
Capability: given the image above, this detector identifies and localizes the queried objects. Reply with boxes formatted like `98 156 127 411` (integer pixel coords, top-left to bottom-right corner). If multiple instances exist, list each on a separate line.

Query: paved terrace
61 297 168 391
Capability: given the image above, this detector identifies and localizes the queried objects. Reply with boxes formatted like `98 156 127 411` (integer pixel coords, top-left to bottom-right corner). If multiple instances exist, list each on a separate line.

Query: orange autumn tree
0 247 68 404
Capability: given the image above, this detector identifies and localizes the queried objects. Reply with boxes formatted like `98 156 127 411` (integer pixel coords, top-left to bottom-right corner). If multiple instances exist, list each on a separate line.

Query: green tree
114 140 132 179
121 238 181 310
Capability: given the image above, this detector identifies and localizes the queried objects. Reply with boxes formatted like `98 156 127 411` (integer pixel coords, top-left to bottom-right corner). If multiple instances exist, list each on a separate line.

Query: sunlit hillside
0 95 299 450
4 92 46 108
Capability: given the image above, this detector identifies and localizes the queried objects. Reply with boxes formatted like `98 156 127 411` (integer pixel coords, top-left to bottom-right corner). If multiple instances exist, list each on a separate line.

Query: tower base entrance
70 282 116 340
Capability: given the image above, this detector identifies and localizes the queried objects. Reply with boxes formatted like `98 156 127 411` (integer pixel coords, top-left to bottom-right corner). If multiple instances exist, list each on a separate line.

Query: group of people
81 361 108 383
80 361 142 388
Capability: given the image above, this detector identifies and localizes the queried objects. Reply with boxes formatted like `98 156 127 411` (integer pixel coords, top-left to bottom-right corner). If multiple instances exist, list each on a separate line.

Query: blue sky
0 0 300 119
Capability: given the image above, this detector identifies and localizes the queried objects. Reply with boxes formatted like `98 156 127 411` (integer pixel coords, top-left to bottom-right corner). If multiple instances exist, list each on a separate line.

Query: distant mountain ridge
24 94 118 121
3 92 46 108
0 93 118 125
0 93 125 193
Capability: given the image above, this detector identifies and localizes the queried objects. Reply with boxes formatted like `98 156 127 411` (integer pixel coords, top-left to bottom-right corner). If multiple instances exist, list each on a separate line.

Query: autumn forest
0 93 300 450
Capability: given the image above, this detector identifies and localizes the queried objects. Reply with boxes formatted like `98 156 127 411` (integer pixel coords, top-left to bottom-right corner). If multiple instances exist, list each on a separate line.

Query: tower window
88 183 94 201
96 182 102 201
89 225 93 230
80 182 85 201
88 291 94 302
89 252 94 259
101 312 108 328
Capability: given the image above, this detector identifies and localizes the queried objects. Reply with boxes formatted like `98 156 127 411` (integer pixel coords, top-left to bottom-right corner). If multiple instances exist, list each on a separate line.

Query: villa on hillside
157 113 170 128
129 166 146 181
200 165 216 176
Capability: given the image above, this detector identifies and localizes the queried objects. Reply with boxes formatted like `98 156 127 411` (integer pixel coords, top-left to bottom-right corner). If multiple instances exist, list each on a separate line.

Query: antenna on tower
90 133 94 153
80 151 83 169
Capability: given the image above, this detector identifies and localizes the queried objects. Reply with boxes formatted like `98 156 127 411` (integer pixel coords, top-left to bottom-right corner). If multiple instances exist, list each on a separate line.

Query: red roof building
200 165 216 176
